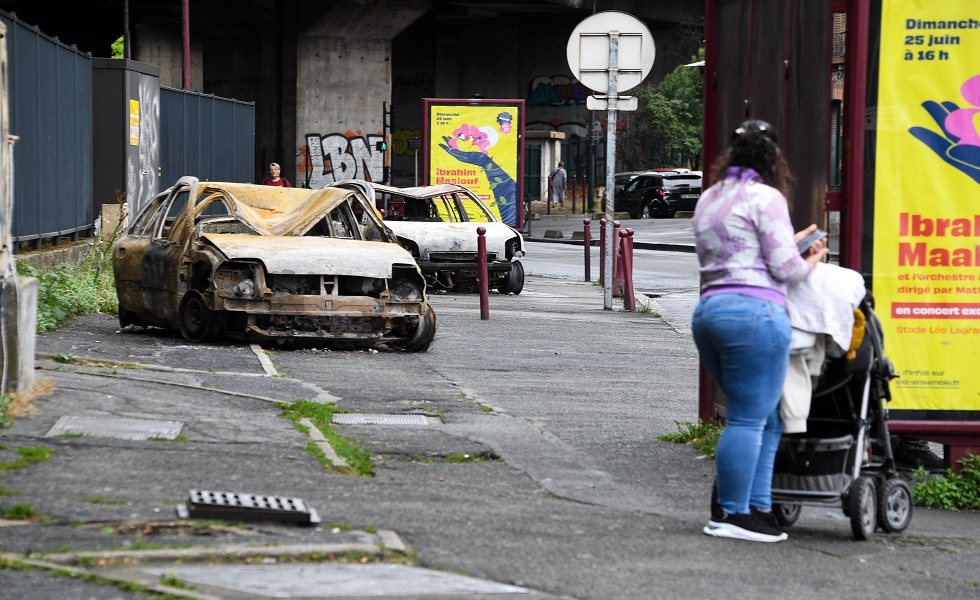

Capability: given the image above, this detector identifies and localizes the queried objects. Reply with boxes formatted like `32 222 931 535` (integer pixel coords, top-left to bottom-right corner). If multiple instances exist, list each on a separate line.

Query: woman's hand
795 224 828 254
794 224 829 266
805 246 829 267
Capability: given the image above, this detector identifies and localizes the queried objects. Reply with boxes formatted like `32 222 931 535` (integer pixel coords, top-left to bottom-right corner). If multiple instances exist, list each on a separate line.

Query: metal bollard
572 177 578 215
612 221 622 296
477 226 489 320
547 175 552 215
599 218 607 286
583 218 592 282
569 176 576 213
621 228 636 311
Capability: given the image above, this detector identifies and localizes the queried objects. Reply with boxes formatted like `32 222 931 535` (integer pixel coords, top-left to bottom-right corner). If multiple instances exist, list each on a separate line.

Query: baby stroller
769 295 912 540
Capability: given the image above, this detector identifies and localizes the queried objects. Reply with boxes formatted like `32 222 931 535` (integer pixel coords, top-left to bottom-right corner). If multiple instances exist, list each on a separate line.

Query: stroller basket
773 434 856 496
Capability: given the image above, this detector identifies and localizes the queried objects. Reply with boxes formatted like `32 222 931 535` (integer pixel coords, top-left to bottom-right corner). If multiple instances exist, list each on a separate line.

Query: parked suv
615 172 702 218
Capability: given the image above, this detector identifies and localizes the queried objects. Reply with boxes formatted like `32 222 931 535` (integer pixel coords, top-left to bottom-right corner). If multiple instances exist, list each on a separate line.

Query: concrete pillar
295 2 430 189
0 277 37 395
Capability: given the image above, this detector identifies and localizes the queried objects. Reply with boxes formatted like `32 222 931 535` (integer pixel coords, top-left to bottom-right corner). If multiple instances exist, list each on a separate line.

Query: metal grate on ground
176 490 320 525
331 413 439 426
45 416 184 441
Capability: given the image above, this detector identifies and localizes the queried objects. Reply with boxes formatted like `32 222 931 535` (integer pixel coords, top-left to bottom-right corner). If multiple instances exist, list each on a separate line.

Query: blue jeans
692 294 790 515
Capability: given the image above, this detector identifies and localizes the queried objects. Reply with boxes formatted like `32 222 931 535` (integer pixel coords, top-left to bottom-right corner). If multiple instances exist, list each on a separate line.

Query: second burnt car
112 177 435 351
331 181 526 294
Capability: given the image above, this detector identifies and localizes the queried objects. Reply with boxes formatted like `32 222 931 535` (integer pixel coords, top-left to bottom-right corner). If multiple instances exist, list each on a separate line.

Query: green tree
634 47 704 169
111 36 124 59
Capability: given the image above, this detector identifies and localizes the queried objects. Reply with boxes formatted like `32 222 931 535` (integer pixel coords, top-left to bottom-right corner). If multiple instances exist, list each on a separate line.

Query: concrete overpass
0 0 704 187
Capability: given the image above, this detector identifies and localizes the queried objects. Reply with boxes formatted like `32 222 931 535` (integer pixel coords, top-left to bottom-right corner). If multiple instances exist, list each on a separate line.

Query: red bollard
622 228 636 311
583 218 592 282
612 221 622 296
477 226 489 320
599 218 607 286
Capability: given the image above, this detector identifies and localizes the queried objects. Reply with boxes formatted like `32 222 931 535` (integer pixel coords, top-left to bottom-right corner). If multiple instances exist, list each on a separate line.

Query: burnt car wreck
331 181 526 294
113 177 435 351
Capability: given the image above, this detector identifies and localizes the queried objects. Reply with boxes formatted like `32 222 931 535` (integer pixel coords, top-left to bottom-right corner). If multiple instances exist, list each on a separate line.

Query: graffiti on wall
300 131 384 188
392 129 422 156
527 75 589 107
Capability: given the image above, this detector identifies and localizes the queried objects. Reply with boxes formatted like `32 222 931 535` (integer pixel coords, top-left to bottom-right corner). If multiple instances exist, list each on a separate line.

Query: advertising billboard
873 0 980 417
423 99 524 227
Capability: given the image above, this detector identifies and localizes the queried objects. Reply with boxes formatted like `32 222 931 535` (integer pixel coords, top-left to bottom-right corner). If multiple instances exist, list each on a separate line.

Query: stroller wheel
773 503 801 528
876 478 913 533
848 476 877 540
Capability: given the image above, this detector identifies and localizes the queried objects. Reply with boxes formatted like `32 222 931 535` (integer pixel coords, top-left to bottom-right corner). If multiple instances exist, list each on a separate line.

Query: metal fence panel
160 87 254 186
3 10 93 245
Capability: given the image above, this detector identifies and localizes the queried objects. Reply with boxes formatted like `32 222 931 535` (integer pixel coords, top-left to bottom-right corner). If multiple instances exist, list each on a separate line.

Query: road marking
251 343 278 376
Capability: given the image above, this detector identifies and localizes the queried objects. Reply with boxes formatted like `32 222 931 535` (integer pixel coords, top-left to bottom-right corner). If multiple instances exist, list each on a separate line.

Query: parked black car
615 172 702 218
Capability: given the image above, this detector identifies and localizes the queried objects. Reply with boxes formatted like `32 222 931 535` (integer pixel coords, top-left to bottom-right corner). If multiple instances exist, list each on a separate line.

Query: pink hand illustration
909 74 980 184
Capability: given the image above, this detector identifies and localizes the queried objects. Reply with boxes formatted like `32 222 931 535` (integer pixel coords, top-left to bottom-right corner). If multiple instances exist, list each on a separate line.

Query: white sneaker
703 512 788 543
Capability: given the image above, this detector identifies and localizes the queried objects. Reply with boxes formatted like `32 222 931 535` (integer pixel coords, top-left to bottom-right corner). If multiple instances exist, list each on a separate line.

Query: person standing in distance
262 162 292 187
550 161 567 206
692 119 828 543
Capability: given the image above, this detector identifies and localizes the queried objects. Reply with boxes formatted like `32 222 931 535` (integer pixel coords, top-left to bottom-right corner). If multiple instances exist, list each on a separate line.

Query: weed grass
279 400 375 476
658 419 723 459
0 446 57 471
1 503 37 519
911 454 980 510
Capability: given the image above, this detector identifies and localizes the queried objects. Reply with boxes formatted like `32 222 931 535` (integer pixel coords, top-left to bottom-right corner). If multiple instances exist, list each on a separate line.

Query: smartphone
797 228 828 255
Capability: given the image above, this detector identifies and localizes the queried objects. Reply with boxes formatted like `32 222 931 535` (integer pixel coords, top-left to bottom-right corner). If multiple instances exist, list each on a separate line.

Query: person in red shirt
262 162 292 187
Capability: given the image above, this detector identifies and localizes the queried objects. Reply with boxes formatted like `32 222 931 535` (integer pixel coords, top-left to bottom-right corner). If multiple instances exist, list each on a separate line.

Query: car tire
391 304 436 352
178 290 218 343
498 260 525 295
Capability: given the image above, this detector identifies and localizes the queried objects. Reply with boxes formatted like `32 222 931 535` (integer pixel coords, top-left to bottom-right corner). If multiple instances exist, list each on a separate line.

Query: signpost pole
602 32 619 310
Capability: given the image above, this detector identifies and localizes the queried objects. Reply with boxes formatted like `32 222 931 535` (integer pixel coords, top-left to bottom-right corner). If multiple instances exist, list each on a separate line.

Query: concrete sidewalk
0 275 977 600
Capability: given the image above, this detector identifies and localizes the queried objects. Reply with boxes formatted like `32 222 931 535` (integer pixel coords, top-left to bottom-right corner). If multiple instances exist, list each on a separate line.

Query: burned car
112 177 435 351
331 181 526 294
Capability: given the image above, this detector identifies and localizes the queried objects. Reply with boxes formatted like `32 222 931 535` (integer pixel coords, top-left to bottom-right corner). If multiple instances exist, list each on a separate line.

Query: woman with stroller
692 119 828 543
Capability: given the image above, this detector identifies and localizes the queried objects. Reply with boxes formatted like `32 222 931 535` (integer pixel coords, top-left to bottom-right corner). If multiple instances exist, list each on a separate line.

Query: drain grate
332 413 436 426
176 490 320 525
45 416 183 441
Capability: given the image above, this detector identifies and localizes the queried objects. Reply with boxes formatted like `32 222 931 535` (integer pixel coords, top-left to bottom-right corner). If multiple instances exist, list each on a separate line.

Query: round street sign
566 11 655 94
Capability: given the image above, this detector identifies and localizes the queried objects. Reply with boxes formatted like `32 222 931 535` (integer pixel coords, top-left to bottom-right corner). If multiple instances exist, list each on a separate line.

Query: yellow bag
846 309 866 360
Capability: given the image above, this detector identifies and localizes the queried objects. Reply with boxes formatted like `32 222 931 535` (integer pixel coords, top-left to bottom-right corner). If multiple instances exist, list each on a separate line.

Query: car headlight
389 266 425 301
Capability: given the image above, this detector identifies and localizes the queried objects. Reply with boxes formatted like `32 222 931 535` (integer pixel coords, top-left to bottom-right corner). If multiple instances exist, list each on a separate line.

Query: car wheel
178 290 217 343
847 475 877 540
498 261 525 295
876 478 913 533
391 304 436 352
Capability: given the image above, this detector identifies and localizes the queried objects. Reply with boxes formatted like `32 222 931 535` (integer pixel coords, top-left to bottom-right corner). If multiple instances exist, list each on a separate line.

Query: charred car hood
202 234 417 278
385 222 521 257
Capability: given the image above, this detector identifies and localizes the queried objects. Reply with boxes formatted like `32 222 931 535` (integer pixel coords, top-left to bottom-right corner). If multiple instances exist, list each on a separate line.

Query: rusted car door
141 181 194 324
114 191 169 322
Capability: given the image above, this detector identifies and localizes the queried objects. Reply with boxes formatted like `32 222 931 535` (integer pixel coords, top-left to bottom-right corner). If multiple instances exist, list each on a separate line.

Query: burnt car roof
193 182 374 237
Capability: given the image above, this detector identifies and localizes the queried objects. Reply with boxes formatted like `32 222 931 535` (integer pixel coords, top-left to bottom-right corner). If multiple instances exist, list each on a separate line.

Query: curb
524 236 696 253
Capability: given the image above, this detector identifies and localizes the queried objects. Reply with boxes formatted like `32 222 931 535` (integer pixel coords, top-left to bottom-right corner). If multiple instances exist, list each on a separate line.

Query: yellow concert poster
872 0 980 413
425 100 523 227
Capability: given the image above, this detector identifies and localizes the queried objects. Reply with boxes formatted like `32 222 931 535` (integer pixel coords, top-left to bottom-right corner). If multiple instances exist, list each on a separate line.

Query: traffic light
376 140 387 152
